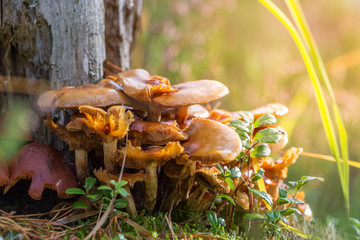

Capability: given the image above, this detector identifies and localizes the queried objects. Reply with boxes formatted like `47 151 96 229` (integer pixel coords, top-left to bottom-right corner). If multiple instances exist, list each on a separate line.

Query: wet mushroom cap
182 118 242 165
232 103 288 120
129 119 188 145
152 80 229 107
118 69 176 102
4 143 78 200
37 84 139 110
97 78 122 90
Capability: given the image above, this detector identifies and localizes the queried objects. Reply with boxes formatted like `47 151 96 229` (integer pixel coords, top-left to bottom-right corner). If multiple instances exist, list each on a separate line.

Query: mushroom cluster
34 67 307 216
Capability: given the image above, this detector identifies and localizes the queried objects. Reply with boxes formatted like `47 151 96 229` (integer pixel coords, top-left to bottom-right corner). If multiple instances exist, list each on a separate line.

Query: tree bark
0 0 142 155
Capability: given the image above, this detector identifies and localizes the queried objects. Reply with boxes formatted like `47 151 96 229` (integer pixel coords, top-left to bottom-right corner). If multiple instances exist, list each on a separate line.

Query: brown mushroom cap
182 118 242 165
97 78 122 90
232 103 288 120
4 143 78 200
129 119 188 145
188 105 210 119
152 80 229 107
116 141 184 169
208 109 234 123
37 84 140 110
118 69 177 102
0 164 9 187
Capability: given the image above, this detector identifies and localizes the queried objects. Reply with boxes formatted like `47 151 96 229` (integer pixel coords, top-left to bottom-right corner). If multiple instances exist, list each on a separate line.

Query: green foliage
206 210 226 235
65 177 129 212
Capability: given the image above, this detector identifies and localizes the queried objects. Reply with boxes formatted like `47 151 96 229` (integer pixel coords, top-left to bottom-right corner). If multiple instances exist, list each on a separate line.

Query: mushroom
38 84 141 110
208 109 234 124
117 69 177 103
93 168 147 216
194 167 230 194
44 115 101 182
4 143 78 200
161 104 210 122
182 118 242 165
129 119 188 146
97 78 122 90
0 164 9 187
232 103 288 120
115 141 184 212
79 105 134 172
151 80 229 123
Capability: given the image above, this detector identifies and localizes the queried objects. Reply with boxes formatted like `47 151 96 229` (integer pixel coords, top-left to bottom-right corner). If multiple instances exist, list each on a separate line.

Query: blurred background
132 0 360 220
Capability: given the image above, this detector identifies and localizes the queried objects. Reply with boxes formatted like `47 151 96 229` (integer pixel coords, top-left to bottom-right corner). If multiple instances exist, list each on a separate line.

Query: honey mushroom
78 105 134 173
162 118 242 211
4 143 78 200
115 141 184 212
38 84 141 181
232 102 288 120
0 164 9 187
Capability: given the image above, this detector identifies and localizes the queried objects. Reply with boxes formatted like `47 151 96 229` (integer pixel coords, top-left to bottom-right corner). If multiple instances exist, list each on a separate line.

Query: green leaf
230 120 252 134
280 208 296 216
277 197 303 205
253 128 282 143
225 177 235 190
235 129 251 142
249 188 273 206
239 111 254 124
279 187 288 198
216 164 224 174
254 113 276 128
242 138 252 149
244 213 266 220
300 176 324 185
117 188 128 197
265 210 281 222
217 194 236 206
98 185 114 191
251 168 265 182
65 188 86 195
73 201 89 209
114 199 128 209
251 144 271 157
229 167 241 178
86 193 103 202
84 177 97 192
206 211 218 228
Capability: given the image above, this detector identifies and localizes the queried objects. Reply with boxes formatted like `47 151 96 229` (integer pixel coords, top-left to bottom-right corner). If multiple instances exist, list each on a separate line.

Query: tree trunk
0 0 142 155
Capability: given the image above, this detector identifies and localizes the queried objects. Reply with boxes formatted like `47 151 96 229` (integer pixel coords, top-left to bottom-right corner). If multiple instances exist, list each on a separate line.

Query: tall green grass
258 0 350 215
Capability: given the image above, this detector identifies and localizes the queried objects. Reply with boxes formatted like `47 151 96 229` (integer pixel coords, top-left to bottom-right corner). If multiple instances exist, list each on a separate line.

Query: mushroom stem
103 136 118 172
175 106 190 124
187 184 207 211
147 104 161 122
75 149 89 183
123 185 137 216
145 161 158 212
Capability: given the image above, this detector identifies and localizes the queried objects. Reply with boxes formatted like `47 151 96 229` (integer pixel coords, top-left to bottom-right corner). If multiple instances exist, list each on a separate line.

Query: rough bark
0 0 142 157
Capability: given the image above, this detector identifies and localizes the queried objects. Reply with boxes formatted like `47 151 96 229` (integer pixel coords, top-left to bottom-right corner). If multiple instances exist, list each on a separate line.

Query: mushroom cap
116 141 184 169
232 103 288 120
97 78 122 90
182 118 242 165
0 164 9 187
188 105 210 119
208 109 234 123
118 69 176 102
93 168 147 188
37 84 138 110
129 119 188 145
79 105 134 139
4 143 78 200
44 116 101 151
152 80 229 107
195 167 230 193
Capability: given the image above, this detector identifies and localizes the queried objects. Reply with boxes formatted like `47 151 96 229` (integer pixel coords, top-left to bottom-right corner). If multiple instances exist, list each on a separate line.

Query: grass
258 0 350 216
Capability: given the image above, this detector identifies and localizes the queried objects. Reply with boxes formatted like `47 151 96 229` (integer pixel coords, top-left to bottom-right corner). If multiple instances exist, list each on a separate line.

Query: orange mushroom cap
118 69 177 102
116 141 184 169
0 164 9 187
232 103 288 120
182 118 242 165
4 143 78 200
93 168 147 188
152 80 229 107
